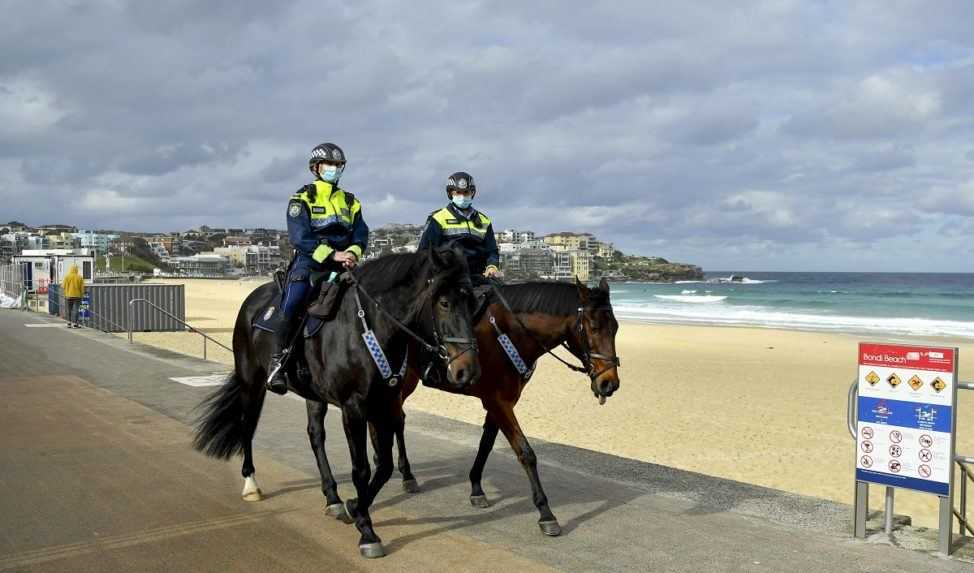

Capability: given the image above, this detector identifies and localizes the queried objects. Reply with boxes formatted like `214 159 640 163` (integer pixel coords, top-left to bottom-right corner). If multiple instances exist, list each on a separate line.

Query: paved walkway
1 309 971 572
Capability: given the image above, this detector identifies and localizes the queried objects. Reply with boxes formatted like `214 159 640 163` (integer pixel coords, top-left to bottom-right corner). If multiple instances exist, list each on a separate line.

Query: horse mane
353 252 425 290
499 281 610 316
352 250 470 320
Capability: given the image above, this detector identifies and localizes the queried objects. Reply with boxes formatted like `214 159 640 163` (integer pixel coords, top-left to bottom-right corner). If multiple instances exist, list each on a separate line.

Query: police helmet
445 171 476 198
309 143 346 169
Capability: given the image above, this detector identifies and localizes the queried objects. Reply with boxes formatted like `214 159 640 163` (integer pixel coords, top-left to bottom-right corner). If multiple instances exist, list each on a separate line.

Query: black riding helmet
445 171 476 199
309 143 346 174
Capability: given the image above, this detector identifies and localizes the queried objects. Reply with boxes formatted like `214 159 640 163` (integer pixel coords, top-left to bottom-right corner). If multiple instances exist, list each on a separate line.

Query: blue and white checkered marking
362 329 393 379
497 333 529 375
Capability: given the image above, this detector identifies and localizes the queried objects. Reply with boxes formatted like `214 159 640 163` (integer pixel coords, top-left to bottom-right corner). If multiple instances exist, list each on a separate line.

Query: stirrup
265 356 288 395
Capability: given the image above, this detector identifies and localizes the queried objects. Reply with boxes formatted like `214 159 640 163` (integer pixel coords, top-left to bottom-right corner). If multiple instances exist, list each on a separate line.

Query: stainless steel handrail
127 298 232 360
847 379 858 439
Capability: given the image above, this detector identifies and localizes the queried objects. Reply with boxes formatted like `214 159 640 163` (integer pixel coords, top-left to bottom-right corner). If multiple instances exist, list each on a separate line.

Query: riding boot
265 316 295 395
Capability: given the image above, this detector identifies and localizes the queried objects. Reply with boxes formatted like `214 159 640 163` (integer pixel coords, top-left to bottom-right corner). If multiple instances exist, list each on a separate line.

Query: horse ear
575 276 590 304
599 277 610 293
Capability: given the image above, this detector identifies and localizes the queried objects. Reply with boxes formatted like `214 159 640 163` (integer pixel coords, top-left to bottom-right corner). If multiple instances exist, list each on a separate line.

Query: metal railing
847 378 974 542
127 298 232 361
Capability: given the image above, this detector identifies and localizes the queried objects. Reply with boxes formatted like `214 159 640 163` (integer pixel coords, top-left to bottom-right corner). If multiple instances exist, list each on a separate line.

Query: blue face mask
452 194 473 209
319 165 342 183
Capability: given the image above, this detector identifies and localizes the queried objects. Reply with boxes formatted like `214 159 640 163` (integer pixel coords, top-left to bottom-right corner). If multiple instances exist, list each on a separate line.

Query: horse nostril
454 368 467 385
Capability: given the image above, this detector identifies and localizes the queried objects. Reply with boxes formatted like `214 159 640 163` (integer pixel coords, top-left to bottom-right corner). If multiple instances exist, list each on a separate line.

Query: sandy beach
123 279 974 529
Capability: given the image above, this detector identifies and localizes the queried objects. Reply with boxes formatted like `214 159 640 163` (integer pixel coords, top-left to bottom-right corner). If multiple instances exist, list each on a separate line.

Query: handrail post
127 299 134 343
847 379 858 439
962 464 968 534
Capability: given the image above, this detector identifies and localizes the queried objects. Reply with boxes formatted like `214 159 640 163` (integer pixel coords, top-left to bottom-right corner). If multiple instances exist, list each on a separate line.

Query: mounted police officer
418 171 500 284
266 142 369 395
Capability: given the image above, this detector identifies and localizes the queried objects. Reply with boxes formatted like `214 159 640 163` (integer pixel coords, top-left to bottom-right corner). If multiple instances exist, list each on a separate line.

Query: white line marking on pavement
24 323 67 328
169 374 229 387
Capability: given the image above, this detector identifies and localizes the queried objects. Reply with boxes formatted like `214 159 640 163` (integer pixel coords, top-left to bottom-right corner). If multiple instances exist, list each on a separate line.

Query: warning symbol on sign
889 460 902 473
918 464 932 478
861 455 873 468
865 371 880 386
908 375 923 391
919 449 933 463
931 377 946 393
887 373 902 388
919 434 934 448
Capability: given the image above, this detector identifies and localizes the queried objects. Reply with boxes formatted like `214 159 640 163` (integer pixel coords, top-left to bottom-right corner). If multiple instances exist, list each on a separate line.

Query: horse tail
192 372 248 459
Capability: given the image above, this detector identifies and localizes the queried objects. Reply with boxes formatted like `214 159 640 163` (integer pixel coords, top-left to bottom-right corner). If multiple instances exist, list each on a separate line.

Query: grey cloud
4 1 974 271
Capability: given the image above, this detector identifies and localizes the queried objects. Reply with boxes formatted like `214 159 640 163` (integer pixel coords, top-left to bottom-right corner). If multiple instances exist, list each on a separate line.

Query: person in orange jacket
62 264 86 328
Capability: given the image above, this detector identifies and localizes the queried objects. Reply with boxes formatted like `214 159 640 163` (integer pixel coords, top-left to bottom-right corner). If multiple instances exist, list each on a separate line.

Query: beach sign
855 343 957 496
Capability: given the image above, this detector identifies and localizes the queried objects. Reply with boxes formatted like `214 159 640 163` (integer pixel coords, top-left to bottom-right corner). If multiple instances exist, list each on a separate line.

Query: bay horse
192 247 481 558
305 277 620 536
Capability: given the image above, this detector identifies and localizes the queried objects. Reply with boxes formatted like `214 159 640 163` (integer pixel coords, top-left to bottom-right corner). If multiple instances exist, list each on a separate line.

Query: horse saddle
253 271 346 337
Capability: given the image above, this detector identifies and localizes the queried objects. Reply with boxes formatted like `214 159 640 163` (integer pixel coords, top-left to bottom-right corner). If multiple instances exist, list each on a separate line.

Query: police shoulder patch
288 203 302 218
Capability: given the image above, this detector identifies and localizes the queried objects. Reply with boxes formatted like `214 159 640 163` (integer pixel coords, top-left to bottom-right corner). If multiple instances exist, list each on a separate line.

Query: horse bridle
489 282 620 383
348 271 478 372
566 305 622 382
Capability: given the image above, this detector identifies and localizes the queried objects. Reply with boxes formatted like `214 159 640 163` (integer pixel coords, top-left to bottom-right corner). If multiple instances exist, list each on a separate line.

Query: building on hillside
223 235 252 247
572 251 592 281
213 245 281 273
74 231 119 254
500 247 554 278
170 253 229 276
551 251 573 280
593 241 615 259
47 232 80 250
544 232 594 252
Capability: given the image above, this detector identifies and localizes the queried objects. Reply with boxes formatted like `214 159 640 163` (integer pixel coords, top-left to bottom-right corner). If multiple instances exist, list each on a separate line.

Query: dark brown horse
306 277 620 536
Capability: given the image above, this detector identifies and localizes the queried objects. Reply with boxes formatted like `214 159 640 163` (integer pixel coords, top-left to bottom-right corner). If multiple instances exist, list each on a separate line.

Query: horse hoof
469 495 490 508
359 542 386 559
325 503 352 524
402 479 421 494
539 520 562 537
241 476 263 502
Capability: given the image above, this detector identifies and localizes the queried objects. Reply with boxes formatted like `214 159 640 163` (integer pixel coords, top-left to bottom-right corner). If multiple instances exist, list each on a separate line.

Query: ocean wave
612 302 974 339
654 295 727 303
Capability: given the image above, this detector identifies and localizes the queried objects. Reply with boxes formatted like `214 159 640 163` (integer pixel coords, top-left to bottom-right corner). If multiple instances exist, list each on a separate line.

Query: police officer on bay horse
418 171 500 285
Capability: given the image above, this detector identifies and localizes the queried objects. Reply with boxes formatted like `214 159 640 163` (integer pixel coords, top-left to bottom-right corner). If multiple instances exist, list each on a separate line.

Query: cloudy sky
3 1 973 271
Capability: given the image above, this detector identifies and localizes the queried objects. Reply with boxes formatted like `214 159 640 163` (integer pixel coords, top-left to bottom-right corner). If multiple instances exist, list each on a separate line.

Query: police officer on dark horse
266 142 368 395
193 143 483 559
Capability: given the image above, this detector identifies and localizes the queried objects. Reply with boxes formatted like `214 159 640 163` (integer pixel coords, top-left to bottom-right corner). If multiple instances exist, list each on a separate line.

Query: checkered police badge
288 203 302 218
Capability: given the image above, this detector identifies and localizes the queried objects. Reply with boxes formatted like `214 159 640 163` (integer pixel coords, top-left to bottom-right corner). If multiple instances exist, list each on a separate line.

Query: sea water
608 273 974 340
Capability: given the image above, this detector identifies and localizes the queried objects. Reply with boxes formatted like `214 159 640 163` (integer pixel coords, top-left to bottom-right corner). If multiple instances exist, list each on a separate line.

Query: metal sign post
851 342 958 555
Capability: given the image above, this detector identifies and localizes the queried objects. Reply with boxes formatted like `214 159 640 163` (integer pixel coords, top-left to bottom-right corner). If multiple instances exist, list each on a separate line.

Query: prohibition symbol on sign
918 464 932 478
861 427 874 439
919 434 934 448
889 430 903 444
889 460 902 473
861 441 874 453
889 445 903 458
919 449 933 463
860 455 873 468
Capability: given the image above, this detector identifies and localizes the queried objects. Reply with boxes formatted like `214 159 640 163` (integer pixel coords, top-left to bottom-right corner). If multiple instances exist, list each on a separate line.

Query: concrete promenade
1 308 971 572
